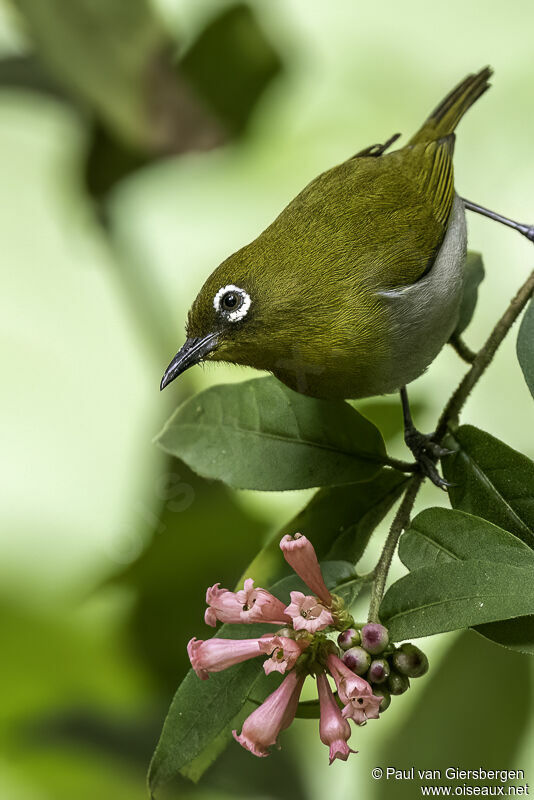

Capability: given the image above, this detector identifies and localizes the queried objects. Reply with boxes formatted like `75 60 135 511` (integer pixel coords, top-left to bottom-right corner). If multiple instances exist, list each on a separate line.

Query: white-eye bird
161 67 533 485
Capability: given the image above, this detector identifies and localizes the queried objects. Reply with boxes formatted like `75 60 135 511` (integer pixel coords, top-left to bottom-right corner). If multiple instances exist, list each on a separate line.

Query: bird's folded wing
344 135 456 289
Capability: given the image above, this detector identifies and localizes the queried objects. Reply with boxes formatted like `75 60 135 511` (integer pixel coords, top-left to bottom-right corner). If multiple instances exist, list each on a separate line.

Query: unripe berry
367 658 390 684
387 670 410 695
360 623 389 655
342 646 371 675
391 643 429 678
337 628 361 650
372 686 391 712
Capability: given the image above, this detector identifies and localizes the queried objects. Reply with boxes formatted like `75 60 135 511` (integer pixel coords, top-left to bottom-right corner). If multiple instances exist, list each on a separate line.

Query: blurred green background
2 1 533 798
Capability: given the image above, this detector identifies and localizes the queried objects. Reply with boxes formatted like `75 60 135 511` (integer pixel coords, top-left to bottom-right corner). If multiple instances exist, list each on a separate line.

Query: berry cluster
338 624 428 712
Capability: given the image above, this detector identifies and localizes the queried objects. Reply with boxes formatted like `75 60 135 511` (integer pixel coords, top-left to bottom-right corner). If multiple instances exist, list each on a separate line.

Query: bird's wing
340 134 457 289
262 134 457 290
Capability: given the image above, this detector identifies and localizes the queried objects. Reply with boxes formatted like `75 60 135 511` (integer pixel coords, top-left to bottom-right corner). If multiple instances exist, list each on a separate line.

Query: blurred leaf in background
107 462 269 693
7 0 282 199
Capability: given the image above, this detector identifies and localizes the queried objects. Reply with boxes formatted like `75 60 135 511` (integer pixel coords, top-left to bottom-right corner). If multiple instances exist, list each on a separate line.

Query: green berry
367 658 390 684
360 623 389 655
343 646 371 675
337 628 361 650
391 643 429 678
372 686 391 712
387 670 410 695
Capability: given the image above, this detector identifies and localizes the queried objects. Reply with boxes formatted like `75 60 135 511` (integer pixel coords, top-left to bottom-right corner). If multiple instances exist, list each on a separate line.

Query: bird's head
160 239 296 390
159 173 386 398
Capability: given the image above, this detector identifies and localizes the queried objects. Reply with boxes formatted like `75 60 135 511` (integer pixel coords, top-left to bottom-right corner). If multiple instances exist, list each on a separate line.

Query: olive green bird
160 67 533 485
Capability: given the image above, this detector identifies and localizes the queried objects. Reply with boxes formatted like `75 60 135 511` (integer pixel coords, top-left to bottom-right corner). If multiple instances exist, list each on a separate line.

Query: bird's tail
409 66 493 145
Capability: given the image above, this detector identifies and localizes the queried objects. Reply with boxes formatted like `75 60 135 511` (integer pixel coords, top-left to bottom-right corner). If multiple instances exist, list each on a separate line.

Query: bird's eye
213 284 251 323
221 292 238 310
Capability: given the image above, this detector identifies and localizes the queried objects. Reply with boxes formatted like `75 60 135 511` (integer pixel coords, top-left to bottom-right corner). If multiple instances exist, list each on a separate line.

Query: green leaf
443 425 534 549
380 560 534 640
474 616 534 656
12 0 168 147
399 507 534 653
243 469 408 588
156 376 388 491
517 297 534 400
399 507 534 571
454 251 485 335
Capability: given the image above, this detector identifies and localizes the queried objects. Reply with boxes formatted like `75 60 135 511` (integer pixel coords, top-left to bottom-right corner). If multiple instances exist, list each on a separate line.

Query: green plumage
166 68 492 399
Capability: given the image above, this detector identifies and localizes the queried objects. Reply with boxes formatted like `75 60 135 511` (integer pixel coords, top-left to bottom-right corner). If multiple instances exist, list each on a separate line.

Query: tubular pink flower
341 693 382 725
280 533 332 605
317 672 356 764
187 637 263 680
204 583 244 626
285 591 334 633
327 653 382 725
258 634 309 675
236 579 292 624
233 670 305 757
205 579 291 627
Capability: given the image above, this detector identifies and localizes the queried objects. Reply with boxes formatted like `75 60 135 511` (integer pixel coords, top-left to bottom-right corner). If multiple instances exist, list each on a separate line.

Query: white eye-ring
213 284 251 323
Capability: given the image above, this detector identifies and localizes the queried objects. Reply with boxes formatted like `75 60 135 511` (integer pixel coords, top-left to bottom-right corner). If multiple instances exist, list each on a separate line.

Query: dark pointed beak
160 333 219 391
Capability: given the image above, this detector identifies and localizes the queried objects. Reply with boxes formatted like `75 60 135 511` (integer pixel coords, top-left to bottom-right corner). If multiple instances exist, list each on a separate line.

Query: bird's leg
352 132 401 159
400 386 452 491
462 199 534 243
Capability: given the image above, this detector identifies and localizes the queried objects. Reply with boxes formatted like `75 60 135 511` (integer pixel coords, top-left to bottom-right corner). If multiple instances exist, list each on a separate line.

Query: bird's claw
404 430 453 491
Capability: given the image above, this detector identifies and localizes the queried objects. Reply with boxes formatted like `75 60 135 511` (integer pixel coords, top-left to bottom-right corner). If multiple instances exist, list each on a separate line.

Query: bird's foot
404 429 454 491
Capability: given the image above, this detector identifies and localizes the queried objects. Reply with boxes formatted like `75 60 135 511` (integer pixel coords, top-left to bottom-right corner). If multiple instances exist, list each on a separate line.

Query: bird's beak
160 333 219 390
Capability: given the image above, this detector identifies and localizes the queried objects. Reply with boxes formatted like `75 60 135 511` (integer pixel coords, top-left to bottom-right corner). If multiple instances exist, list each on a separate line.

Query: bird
160 67 495 485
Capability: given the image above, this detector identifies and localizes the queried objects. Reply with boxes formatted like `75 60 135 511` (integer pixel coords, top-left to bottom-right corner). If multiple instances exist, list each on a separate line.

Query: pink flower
258 634 309 675
285 591 334 633
205 579 291 627
233 670 305 757
327 653 382 725
280 534 332 605
317 672 356 764
204 583 244 626
187 637 263 680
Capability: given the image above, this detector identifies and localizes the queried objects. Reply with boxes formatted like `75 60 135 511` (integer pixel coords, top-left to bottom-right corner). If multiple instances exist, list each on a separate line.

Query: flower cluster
187 533 428 763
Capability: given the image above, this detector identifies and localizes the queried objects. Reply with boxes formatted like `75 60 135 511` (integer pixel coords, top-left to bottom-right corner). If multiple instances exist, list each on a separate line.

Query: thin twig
367 475 423 622
379 455 418 473
449 333 477 364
